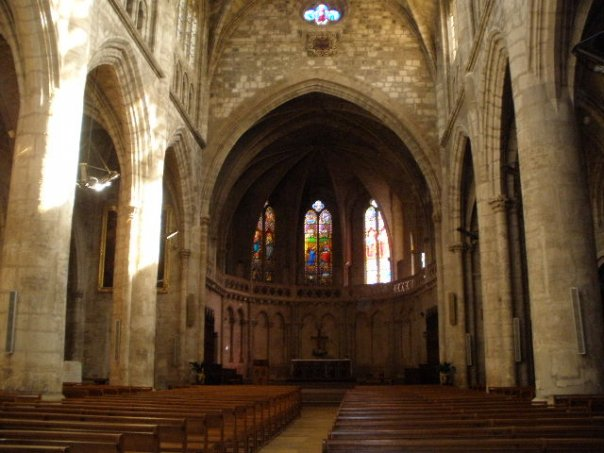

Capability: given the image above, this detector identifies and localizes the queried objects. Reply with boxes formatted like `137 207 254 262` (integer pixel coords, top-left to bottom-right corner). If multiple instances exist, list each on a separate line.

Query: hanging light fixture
77 71 120 192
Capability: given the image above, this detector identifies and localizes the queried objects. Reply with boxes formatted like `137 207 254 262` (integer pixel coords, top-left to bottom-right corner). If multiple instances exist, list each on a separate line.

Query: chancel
1 1 604 452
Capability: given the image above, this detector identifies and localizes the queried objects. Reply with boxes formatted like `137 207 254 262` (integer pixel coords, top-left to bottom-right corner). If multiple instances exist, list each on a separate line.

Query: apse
212 92 432 287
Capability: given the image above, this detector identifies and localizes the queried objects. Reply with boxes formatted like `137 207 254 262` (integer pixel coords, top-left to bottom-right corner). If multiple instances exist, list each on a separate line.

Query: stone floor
259 404 339 453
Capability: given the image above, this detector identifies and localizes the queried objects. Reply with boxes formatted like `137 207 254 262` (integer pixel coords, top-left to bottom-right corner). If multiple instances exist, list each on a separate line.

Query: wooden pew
554 394 604 413
0 446 71 452
0 410 186 452
0 438 118 453
323 436 604 452
0 430 123 453
323 385 604 452
0 419 159 453
0 384 300 453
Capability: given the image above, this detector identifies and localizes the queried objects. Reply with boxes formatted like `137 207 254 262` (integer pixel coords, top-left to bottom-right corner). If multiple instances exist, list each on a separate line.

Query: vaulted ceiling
207 0 439 71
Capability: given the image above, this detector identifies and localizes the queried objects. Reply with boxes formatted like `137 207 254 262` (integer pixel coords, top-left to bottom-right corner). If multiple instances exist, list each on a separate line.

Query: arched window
176 0 199 64
251 203 275 282
304 200 332 285
186 10 199 63
364 200 391 284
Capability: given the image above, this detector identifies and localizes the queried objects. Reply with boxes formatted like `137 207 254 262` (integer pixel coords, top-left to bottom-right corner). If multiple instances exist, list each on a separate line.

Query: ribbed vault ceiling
212 92 430 236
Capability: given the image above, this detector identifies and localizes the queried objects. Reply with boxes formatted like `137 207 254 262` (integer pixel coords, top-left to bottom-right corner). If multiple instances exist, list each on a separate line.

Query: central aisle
259 405 339 453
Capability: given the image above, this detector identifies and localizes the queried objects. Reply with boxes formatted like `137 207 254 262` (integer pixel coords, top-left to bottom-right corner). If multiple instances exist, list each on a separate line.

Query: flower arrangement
189 361 205 384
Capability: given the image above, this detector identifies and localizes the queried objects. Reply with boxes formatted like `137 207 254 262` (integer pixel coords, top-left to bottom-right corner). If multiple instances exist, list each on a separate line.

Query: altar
290 359 352 381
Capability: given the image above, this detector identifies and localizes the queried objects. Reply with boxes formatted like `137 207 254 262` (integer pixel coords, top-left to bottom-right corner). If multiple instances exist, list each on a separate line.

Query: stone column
197 216 210 362
0 8 89 398
178 249 191 381
485 195 515 387
515 85 604 400
445 242 469 387
110 193 161 387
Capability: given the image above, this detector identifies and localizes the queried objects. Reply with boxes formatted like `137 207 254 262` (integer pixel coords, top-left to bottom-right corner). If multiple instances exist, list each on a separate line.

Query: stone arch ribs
89 38 153 203
480 32 509 198
200 75 441 221
165 130 200 250
0 0 60 134
448 129 472 246
0 0 60 97
528 0 575 101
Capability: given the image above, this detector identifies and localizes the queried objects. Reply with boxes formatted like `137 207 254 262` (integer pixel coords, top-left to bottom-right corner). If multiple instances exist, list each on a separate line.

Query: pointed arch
88 38 154 204
300 313 317 359
201 75 441 220
251 202 276 282
304 200 332 285
447 128 472 245
269 312 286 367
371 310 388 365
165 129 199 249
355 311 370 367
253 311 269 361
364 199 392 284
480 31 510 197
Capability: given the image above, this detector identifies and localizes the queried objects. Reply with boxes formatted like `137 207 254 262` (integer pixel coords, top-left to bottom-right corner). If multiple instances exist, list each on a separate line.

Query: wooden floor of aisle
259 405 339 453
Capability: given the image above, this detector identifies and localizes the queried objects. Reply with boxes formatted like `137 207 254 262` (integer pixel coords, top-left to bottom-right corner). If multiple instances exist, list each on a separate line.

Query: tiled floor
259 405 339 453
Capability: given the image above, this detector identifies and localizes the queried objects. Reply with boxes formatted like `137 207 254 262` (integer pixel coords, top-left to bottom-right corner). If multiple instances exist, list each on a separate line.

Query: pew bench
0 429 123 453
0 419 159 453
0 446 71 452
322 436 604 452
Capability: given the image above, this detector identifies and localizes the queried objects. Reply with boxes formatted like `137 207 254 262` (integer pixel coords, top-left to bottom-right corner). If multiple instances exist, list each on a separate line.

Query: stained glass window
251 203 275 282
364 200 391 284
304 200 332 285
303 4 341 25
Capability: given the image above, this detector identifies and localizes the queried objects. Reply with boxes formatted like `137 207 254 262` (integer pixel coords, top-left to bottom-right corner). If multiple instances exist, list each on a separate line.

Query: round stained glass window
303 4 342 26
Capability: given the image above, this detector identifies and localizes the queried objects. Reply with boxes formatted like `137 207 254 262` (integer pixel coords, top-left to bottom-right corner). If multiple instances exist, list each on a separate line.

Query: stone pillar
110 194 161 387
197 216 210 362
484 195 516 387
0 8 89 398
178 249 191 381
515 85 604 400
445 242 469 387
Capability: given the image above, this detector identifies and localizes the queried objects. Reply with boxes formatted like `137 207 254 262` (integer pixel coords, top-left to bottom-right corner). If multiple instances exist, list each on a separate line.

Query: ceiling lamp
77 161 119 192
573 31 604 74
77 75 120 192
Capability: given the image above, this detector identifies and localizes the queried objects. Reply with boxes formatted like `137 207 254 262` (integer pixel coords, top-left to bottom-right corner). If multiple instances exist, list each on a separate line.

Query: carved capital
122 205 137 221
448 242 466 253
488 195 511 212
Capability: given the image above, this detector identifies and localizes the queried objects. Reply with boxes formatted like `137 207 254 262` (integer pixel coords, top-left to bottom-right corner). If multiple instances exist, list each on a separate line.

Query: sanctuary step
301 387 349 405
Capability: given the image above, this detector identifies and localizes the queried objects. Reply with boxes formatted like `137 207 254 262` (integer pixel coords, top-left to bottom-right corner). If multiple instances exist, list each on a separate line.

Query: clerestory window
304 200 332 285
364 200 391 284
251 203 275 282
